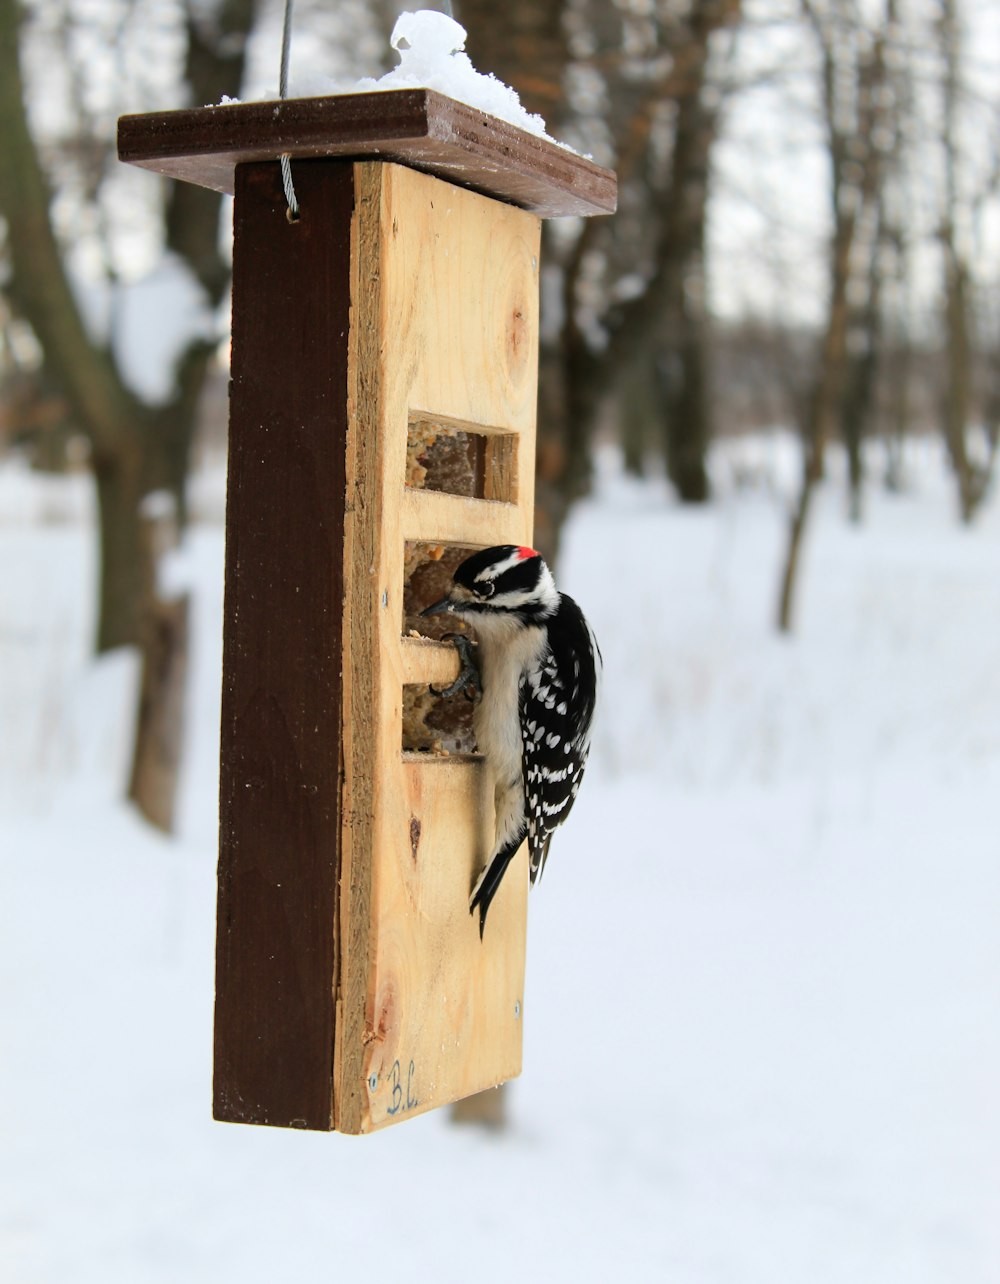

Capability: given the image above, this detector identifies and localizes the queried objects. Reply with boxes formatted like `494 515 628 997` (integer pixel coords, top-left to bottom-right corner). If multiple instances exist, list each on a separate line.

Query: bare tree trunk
841 202 885 524
879 206 912 492
941 250 977 521
778 195 855 631
778 476 815 633
620 342 659 476
657 0 733 503
93 453 149 652
777 0 889 632
937 0 979 523
883 337 911 493
128 499 189 831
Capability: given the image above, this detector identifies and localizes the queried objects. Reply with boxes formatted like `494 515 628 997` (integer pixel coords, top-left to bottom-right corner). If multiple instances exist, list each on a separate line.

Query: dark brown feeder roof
117 88 617 219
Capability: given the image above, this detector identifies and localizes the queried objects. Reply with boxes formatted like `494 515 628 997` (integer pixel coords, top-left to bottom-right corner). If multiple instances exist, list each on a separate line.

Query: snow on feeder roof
117 10 616 219
293 10 556 144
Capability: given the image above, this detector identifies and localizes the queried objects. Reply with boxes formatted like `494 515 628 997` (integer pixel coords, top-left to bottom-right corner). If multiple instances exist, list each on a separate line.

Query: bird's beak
420 596 456 619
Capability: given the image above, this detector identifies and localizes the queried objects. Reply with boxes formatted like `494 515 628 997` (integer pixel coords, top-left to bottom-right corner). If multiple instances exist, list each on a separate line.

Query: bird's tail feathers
528 833 555 886
469 830 525 939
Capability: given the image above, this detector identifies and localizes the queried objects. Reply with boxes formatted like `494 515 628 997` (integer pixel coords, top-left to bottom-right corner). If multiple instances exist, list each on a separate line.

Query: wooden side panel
337 163 540 1132
214 161 353 1130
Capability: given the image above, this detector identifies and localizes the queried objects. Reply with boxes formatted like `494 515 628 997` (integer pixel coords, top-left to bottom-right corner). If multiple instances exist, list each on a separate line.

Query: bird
421 544 600 937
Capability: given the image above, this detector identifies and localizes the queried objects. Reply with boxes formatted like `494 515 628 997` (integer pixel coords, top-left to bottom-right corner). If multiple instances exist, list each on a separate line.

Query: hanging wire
279 0 299 221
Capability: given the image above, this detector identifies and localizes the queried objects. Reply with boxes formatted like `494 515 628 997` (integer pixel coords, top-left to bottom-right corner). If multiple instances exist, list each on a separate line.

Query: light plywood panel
399 489 526 547
336 163 540 1132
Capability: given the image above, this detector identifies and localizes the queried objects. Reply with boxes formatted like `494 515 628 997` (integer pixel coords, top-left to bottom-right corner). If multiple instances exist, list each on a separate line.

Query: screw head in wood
514 1000 521 1019
368 1072 378 1092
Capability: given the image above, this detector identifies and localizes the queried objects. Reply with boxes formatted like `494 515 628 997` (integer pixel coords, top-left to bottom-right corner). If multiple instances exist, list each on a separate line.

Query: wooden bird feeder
118 88 616 1134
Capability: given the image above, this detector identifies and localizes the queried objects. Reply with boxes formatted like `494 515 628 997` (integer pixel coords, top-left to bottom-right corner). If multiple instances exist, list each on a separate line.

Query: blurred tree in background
777 0 894 631
0 0 259 826
2 0 1000 823
0 0 256 650
462 0 741 556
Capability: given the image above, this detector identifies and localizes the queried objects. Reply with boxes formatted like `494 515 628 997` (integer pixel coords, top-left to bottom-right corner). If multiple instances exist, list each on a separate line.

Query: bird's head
420 544 558 624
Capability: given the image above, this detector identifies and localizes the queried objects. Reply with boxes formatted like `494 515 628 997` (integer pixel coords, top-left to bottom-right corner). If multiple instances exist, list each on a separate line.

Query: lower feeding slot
402 541 481 756
402 683 477 756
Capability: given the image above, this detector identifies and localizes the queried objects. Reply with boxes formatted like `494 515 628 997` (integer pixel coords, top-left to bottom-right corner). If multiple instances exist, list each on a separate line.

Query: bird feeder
118 88 616 1133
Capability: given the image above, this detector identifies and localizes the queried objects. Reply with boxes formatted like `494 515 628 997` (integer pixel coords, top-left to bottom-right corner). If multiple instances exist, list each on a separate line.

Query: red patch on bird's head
516 545 539 560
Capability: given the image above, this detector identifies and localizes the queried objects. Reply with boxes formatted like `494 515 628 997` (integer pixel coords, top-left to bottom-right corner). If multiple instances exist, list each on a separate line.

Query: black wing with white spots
520 592 600 883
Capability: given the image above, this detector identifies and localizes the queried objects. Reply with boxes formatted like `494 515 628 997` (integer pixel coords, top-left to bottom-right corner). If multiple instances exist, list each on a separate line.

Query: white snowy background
2 434 998 1282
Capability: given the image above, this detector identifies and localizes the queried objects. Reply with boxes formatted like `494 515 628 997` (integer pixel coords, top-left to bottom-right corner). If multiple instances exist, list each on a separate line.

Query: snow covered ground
2 437 998 1283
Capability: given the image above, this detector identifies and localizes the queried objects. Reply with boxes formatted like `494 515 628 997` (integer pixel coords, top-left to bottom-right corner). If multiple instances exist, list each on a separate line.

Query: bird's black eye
477 581 495 599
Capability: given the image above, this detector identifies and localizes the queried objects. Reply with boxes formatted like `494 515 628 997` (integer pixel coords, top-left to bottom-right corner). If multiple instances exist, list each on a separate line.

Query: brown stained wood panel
214 160 353 1129
117 88 616 218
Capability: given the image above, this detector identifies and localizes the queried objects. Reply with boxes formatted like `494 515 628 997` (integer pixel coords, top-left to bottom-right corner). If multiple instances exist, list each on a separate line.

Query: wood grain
117 88 616 218
336 163 538 1132
399 488 523 547
399 637 464 687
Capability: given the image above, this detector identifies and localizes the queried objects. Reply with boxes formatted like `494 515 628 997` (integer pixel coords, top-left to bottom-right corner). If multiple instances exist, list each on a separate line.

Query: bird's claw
429 633 481 700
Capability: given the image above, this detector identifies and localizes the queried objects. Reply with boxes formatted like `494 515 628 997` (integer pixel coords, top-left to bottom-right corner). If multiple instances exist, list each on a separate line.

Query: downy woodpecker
421 545 600 936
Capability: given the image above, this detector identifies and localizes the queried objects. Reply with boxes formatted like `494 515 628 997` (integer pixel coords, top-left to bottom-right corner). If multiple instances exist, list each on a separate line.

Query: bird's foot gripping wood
430 633 480 701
